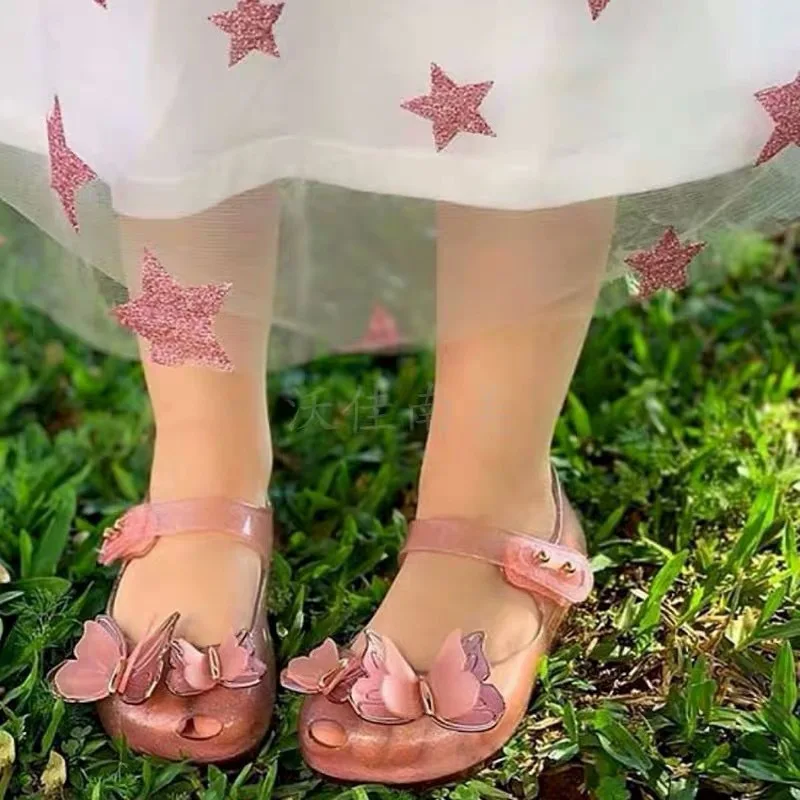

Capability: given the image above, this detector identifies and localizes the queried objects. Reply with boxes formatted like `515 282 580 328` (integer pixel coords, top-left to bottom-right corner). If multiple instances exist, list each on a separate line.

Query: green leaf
563 701 579 741
464 780 513 799
567 392 592 439
698 743 731 771
39 700 64 755
636 550 688 632
783 523 800 586
201 764 228 800
140 759 152 797
2 655 38 705
255 761 277 800
17 532 32 580
726 607 760 651
667 777 698 800
593 710 654 776
231 763 252 792
8 577 71 600
771 641 798 713
595 775 631 800
678 585 706 625
761 699 800 748
738 759 798 785
755 619 800 642
547 740 580 763
110 462 139 502
724 480 777 574
31 488 75 578
684 656 717 740
595 505 627 544
757 581 788 632
152 762 193 793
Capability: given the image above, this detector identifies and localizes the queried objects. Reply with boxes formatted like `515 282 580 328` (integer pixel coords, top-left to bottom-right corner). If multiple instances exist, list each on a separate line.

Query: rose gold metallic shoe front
49 499 276 763
282 469 592 786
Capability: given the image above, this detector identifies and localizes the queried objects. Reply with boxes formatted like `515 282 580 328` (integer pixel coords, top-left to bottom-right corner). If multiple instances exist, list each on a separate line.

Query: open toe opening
308 719 348 748
177 715 224 740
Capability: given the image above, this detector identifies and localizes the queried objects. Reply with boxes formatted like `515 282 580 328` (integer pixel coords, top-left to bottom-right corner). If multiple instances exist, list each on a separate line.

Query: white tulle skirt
0 0 799 366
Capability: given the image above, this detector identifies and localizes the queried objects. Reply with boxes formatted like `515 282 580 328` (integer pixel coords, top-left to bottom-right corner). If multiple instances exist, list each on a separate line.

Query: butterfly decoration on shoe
50 613 179 704
166 631 267 696
280 637 365 703
350 629 506 732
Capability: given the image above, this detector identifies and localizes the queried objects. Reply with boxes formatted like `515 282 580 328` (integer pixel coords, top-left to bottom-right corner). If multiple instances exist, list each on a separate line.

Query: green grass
0 227 799 799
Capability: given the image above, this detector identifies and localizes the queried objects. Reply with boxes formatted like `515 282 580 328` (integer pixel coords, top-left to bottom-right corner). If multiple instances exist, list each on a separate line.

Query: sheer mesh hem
0 142 798 369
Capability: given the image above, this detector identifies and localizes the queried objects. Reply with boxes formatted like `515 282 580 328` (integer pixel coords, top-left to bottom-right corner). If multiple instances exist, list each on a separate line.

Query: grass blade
31 488 75 578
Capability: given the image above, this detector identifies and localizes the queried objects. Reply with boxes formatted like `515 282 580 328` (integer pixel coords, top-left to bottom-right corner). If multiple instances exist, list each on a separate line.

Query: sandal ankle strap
401 470 592 607
98 498 273 566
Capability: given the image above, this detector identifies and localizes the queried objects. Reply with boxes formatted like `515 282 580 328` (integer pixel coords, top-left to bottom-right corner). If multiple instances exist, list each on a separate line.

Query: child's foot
53 492 276 762
110 420 270 646
289 470 593 785
111 531 263 646
367 471 559 669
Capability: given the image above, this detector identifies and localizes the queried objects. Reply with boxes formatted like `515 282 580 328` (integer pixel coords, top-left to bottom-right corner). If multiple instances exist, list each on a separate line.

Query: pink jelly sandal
49 499 276 763
281 470 593 785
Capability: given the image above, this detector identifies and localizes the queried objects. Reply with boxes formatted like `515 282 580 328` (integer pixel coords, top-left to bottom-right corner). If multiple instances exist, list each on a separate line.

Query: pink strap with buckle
400 471 592 607
400 468 594 606
401 519 592 607
98 499 272 566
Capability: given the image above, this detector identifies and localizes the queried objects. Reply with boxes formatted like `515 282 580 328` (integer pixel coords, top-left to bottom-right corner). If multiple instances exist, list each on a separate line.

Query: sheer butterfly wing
50 615 126 702
325 633 369 702
280 638 342 694
219 631 266 689
441 681 506 732
119 612 180 704
350 631 422 724
461 631 491 681
325 654 364 703
427 630 505 733
166 638 214 696
425 629 481 721
93 615 128 656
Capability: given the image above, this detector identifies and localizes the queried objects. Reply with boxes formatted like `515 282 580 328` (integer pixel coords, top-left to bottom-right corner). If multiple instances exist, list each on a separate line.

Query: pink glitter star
47 97 97 232
112 249 234 371
625 228 706 299
402 63 495 152
94 0 107 7
588 0 611 19
210 0 284 67
353 304 404 352
755 73 800 166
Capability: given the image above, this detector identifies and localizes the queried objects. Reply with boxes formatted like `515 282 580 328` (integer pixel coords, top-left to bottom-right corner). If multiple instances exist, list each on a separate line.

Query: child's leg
111 187 279 646
369 198 616 667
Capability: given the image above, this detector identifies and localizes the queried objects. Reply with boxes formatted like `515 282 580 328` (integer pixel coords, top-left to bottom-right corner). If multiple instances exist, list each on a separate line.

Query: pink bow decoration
166 631 267 696
98 505 157 566
280 637 364 703
502 538 593 606
50 613 179 704
350 629 505 732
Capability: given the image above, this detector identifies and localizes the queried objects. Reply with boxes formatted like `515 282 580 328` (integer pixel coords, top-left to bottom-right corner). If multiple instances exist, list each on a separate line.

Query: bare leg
112 187 279 646
369 198 616 667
